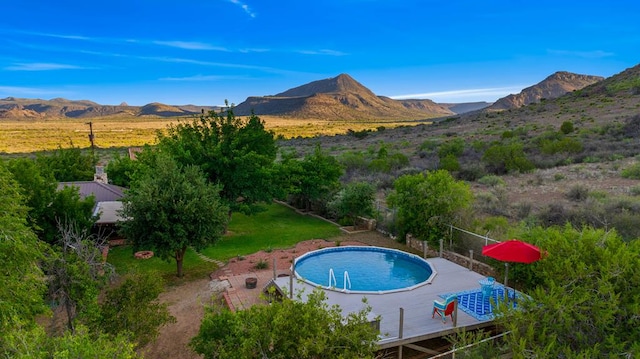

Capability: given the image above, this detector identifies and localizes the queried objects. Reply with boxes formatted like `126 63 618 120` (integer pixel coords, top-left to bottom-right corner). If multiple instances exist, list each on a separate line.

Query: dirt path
139 278 226 359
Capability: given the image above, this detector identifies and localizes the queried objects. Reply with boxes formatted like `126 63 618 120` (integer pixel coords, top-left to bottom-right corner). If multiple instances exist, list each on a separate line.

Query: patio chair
432 295 457 323
479 277 495 301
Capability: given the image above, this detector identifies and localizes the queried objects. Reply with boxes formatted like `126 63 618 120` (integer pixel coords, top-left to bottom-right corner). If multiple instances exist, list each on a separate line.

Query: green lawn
106 246 212 284
200 203 341 260
107 202 341 282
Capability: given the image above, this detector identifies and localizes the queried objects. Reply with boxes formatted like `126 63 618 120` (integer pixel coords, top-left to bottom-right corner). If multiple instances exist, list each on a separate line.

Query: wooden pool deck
222 256 498 355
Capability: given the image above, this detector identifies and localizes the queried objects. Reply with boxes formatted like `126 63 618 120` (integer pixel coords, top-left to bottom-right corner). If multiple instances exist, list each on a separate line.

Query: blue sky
1 0 638 106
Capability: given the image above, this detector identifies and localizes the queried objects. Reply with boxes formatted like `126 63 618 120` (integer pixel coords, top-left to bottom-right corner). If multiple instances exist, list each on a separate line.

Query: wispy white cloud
11 30 229 52
298 49 348 56
0 85 71 96
239 48 270 53
229 0 256 18
159 74 241 81
547 49 615 59
13 30 92 41
390 86 524 101
4 62 86 71
153 41 229 51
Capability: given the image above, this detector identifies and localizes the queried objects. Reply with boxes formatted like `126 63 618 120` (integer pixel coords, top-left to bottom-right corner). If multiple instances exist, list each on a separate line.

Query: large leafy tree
5 158 57 230
191 290 379 358
0 163 140 358
36 144 97 182
158 107 277 216
98 272 175 347
105 151 143 188
3 325 140 359
0 163 48 340
496 225 640 357
387 170 473 244
280 145 343 212
6 157 96 244
119 152 229 277
328 181 375 227
47 221 112 332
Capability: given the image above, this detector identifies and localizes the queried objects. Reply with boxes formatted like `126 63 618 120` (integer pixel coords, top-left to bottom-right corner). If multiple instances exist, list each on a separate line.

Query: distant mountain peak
234 73 450 120
488 71 604 110
274 73 375 98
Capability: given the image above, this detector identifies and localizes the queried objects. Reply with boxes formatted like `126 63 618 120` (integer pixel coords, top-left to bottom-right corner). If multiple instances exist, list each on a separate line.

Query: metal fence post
423 241 428 258
399 307 404 339
290 256 295 299
439 237 443 258
468 249 474 271
453 298 458 327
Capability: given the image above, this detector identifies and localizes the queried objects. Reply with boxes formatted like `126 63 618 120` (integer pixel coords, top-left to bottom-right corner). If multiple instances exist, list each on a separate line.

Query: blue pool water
294 246 435 293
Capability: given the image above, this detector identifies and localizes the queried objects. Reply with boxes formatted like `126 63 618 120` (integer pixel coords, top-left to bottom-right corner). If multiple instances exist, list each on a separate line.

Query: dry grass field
0 115 429 154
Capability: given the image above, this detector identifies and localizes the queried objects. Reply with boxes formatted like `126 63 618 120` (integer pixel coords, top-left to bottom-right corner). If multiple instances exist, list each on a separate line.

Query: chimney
94 165 108 184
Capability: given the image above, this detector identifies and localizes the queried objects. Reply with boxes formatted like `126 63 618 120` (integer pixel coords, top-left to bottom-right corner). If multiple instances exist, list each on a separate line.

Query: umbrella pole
504 263 509 289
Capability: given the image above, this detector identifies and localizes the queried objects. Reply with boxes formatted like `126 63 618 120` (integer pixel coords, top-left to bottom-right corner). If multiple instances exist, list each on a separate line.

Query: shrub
456 165 486 181
566 185 589 202
482 142 534 174
621 162 640 179
419 140 439 151
540 137 583 155
513 201 532 220
439 154 460 172
560 121 575 134
254 259 268 269
438 138 465 159
477 175 505 187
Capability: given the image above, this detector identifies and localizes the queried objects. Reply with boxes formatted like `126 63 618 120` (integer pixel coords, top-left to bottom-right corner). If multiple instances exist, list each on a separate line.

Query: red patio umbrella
482 239 542 288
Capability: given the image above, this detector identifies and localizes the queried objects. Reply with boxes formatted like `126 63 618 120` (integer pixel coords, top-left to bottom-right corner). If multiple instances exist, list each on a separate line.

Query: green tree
47 221 111 332
191 290 379 359
282 145 343 211
0 164 139 359
119 153 229 277
36 144 96 182
5 157 57 231
158 107 277 216
43 186 96 244
497 225 640 357
98 272 175 347
0 163 48 340
387 170 473 244
6 157 96 244
328 181 375 227
105 151 142 187
3 325 140 359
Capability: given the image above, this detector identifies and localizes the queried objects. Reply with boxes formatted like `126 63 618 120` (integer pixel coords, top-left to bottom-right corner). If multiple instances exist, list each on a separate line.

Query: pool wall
293 246 438 294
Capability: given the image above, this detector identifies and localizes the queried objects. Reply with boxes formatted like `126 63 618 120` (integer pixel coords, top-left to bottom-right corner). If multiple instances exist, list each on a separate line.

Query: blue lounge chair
432 295 457 323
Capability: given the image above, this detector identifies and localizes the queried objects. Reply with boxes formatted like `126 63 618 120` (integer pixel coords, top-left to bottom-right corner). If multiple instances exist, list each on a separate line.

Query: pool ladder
328 268 352 291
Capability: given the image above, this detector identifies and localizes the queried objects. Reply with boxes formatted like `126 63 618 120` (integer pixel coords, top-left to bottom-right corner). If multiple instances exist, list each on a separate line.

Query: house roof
93 201 125 224
57 181 126 202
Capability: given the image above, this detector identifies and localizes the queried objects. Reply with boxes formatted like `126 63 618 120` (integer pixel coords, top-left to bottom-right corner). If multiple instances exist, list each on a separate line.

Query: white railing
343 271 351 291
328 268 336 288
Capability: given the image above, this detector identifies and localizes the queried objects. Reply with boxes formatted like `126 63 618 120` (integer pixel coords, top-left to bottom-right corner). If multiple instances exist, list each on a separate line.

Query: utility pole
86 121 95 153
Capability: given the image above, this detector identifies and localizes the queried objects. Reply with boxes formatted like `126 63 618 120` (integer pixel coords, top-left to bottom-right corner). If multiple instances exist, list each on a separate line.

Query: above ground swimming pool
293 246 437 294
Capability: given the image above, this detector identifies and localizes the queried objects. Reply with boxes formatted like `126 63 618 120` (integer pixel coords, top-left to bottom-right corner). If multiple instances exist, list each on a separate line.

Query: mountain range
0 70 606 120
